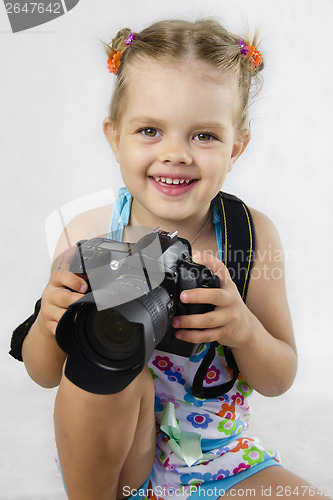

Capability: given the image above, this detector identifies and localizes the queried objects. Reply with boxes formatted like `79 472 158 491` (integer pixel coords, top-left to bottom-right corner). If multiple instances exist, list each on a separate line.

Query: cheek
118 148 147 186
201 150 232 175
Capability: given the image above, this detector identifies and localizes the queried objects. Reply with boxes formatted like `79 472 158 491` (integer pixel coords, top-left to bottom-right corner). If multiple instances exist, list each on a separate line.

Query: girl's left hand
172 251 253 349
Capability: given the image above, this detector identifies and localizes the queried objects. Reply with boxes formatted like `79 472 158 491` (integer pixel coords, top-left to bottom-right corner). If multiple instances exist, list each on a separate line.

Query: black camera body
56 229 220 394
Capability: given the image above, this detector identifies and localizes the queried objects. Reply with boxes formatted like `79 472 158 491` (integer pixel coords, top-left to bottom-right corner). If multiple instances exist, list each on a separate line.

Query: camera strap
192 191 255 399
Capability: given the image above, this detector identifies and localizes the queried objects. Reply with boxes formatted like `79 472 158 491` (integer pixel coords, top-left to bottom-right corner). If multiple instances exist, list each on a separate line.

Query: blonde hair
104 19 264 132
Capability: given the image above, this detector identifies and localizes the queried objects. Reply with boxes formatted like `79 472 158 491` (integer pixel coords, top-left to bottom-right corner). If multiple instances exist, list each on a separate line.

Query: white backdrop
1 0 333 498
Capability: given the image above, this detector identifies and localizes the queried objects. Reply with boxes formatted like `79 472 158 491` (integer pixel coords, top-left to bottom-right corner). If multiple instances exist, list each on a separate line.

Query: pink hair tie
239 38 249 55
125 32 137 45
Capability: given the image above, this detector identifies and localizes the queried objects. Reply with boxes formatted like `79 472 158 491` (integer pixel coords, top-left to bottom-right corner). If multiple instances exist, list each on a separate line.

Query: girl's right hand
40 246 88 336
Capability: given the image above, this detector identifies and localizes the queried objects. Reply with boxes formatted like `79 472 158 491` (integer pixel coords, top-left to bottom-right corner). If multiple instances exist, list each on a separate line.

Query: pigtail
103 27 138 75
238 30 264 74
110 27 133 53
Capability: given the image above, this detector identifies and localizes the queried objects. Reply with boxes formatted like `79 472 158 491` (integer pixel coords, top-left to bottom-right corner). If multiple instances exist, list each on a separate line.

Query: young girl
10 18 330 500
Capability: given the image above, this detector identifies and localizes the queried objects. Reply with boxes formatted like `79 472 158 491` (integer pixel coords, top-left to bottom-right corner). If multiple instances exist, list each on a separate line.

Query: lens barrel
56 284 174 394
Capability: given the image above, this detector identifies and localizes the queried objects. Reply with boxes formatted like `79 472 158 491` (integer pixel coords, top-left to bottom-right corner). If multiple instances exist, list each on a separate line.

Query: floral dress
147 346 280 498
109 187 281 498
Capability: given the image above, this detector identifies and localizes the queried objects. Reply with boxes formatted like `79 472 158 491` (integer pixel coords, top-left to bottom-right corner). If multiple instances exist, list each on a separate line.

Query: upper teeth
153 177 190 184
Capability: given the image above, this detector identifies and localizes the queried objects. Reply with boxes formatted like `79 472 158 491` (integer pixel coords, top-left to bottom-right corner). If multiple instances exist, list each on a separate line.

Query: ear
228 129 251 172
103 117 120 162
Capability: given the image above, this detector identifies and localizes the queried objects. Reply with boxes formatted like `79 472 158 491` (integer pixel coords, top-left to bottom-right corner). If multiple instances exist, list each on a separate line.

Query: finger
48 306 68 325
41 306 67 335
174 327 222 345
179 287 230 307
51 288 88 309
51 270 88 293
193 251 233 288
172 310 226 331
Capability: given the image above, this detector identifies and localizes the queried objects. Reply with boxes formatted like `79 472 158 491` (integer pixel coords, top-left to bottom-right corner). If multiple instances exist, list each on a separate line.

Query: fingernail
181 292 188 302
192 251 201 261
172 318 180 328
80 283 87 293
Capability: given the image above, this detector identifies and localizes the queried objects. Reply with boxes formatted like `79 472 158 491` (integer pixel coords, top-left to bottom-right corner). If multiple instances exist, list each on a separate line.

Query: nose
158 135 193 166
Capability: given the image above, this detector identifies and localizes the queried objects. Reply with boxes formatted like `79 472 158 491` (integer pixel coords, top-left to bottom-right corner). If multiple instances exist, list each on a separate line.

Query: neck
130 199 212 245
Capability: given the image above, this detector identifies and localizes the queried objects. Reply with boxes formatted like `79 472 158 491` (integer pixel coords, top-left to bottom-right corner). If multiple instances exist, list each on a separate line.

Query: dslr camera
56 229 220 394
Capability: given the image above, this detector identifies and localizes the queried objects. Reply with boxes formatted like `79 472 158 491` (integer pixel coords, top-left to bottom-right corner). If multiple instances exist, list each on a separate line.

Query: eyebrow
128 117 163 126
191 121 229 132
128 117 229 132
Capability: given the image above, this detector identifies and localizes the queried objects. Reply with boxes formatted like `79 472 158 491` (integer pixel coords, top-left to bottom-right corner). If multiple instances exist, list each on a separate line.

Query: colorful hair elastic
107 50 122 74
239 38 262 68
125 32 137 45
107 32 137 75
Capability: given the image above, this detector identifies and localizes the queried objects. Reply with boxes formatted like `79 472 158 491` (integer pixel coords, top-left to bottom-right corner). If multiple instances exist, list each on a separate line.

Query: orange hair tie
239 38 262 68
107 50 122 75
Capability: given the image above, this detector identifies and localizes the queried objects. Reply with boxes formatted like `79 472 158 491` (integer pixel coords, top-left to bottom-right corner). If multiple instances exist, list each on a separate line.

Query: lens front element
86 308 142 361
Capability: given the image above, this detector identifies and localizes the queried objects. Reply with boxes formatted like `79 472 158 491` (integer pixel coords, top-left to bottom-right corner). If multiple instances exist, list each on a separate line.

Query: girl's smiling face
104 58 248 229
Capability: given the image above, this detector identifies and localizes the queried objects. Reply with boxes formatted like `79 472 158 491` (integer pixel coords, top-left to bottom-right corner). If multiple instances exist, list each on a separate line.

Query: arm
172 210 297 397
21 203 113 388
22 249 88 388
230 209 297 396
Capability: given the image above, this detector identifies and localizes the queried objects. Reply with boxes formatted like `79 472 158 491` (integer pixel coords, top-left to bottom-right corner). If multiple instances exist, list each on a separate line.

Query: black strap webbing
192 191 255 399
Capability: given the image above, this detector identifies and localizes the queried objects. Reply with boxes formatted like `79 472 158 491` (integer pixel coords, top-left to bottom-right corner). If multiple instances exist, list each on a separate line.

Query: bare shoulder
53 203 113 263
246 207 294 347
249 207 283 254
67 203 113 239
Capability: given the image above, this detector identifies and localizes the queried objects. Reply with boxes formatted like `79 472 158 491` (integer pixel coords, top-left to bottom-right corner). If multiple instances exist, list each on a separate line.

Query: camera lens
85 308 142 361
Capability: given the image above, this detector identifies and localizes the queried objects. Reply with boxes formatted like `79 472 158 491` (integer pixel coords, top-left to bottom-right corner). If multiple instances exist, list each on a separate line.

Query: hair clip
107 50 122 74
125 32 137 45
239 38 262 68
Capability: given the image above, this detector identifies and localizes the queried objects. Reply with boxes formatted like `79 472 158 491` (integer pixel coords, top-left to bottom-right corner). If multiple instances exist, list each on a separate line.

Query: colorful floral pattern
237 379 253 398
165 370 185 385
153 355 174 372
180 472 212 487
146 345 280 498
231 393 245 406
211 469 230 481
233 463 251 474
183 387 204 407
187 412 213 429
146 345 280 497
204 365 220 384
243 446 265 466
217 403 236 419
217 418 237 436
